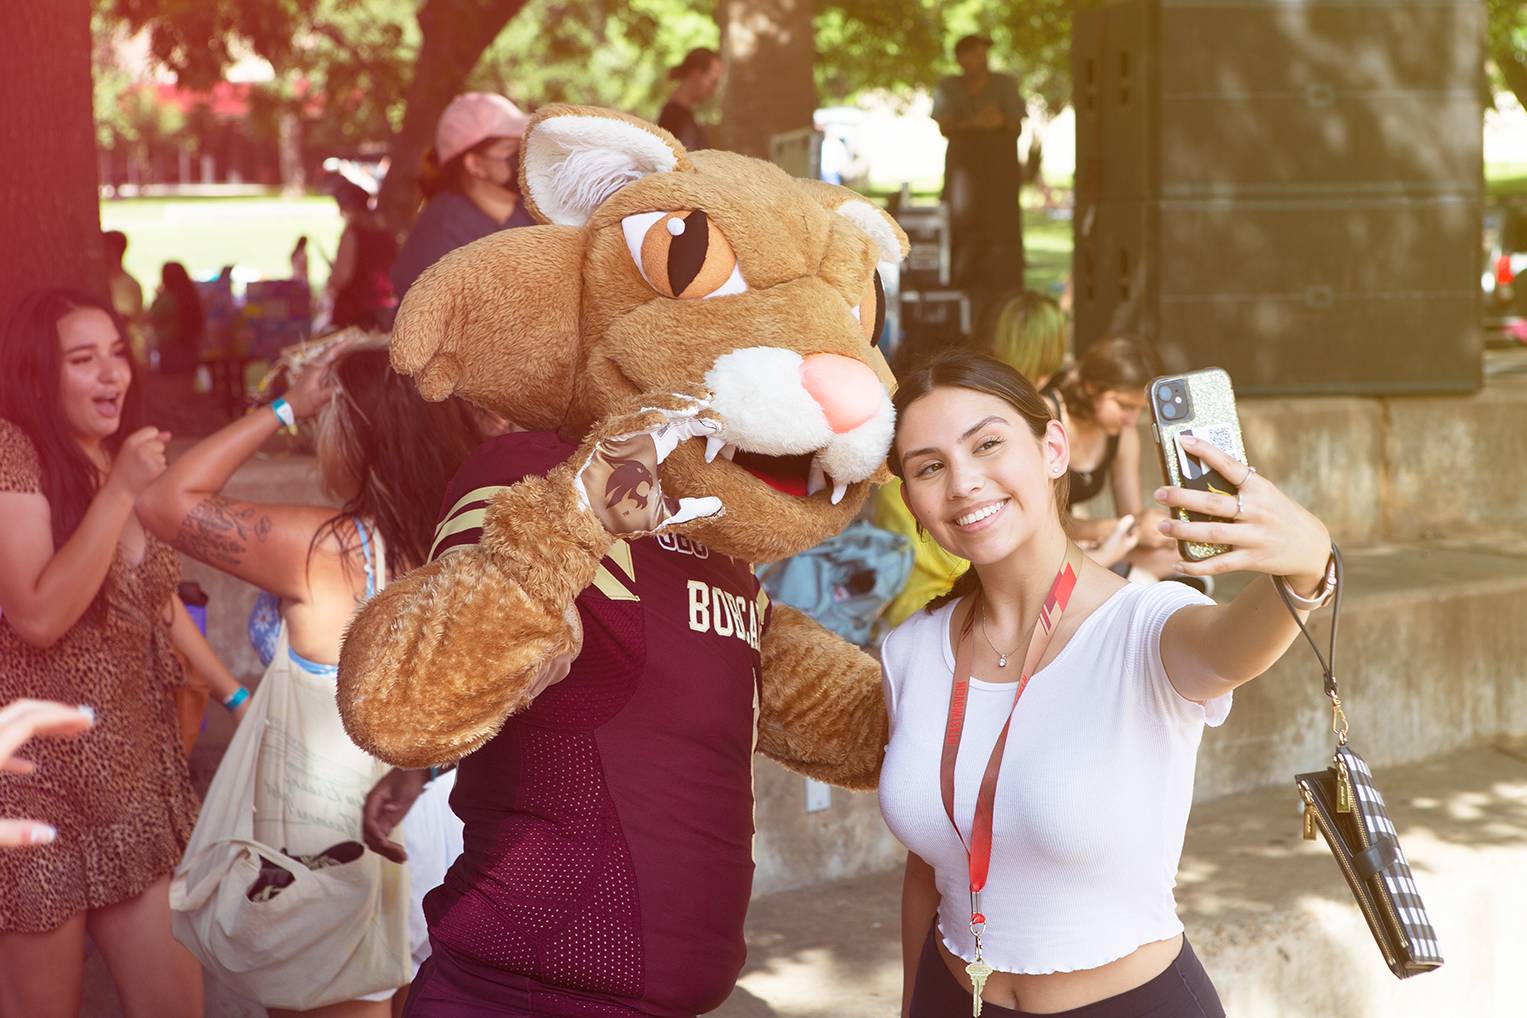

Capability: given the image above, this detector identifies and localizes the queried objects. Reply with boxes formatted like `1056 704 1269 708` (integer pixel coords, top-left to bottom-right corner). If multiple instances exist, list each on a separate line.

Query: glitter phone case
1149 367 1248 562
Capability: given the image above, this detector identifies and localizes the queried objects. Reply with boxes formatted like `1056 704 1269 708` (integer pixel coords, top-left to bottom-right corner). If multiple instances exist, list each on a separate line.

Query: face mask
503 146 521 191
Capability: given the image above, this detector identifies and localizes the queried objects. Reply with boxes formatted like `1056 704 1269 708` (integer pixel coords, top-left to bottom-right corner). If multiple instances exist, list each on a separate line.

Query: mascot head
391 105 908 564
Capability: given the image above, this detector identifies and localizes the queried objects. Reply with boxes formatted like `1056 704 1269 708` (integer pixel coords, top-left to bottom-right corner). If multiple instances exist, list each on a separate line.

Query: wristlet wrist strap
1276 542 1345 740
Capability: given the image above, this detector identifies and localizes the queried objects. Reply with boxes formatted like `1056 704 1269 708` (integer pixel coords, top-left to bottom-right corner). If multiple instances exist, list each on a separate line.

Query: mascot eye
621 210 747 300
850 270 887 346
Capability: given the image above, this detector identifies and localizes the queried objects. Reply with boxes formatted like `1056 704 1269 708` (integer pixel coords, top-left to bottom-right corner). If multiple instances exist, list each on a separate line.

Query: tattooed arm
138 357 346 602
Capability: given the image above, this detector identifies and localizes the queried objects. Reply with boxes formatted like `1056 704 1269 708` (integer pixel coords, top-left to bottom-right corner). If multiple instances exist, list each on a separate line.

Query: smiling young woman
0 288 245 1018
878 349 1335 1018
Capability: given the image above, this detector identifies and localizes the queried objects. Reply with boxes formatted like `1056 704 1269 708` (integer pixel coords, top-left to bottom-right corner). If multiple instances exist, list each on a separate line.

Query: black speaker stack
1072 0 1485 395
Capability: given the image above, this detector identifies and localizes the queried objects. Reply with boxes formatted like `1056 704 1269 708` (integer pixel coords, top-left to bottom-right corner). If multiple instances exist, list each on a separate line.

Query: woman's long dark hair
1054 334 1159 422
889 348 1068 611
0 289 144 548
311 347 482 578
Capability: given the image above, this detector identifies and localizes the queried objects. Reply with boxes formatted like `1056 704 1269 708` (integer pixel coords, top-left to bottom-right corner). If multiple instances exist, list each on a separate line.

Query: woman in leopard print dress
0 290 245 1018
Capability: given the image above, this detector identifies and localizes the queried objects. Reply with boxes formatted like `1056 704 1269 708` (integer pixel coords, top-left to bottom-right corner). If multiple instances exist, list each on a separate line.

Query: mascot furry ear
390 108 691 427
343 102 906 777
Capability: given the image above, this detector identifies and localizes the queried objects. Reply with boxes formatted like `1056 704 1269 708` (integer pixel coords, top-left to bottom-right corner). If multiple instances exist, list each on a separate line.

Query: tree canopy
98 0 1079 133
93 0 1525 204
1488 0 1527 111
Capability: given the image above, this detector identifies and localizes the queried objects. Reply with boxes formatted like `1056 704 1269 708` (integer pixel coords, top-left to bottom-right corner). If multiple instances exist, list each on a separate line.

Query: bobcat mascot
338 105 906 1017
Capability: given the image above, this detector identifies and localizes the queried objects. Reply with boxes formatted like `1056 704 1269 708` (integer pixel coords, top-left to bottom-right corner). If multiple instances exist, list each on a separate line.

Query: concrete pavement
715 738 1527 1017
83 738 1527 1016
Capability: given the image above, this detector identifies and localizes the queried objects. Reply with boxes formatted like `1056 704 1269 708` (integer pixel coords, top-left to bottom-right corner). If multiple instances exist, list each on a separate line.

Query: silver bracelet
1275 553 1338 611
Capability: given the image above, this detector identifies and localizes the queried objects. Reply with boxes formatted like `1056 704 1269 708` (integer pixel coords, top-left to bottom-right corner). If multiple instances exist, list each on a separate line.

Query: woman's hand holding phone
1154 435 1331 595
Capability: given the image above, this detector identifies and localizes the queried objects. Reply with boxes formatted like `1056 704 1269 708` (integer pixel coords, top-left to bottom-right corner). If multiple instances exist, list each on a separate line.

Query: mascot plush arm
339 396 719 768
756 606 887 791
337 469 603 768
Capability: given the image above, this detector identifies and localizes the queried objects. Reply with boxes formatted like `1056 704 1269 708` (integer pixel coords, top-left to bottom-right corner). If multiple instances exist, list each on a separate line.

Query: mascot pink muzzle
799 353 883 434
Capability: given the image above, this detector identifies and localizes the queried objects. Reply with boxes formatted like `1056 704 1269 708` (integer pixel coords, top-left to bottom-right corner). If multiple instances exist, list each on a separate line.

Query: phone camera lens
1161 402 1178 419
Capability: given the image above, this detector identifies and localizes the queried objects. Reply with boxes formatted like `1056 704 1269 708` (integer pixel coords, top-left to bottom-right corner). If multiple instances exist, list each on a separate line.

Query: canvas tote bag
170 621 410 1009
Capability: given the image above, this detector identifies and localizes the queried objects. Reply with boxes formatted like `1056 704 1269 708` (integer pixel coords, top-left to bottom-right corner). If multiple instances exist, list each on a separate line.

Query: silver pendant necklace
978 603 1021 668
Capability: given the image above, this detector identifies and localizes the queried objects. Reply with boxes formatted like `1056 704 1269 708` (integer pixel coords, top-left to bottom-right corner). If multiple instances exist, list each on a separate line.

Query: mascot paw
338 551 585 766
575 393 725 536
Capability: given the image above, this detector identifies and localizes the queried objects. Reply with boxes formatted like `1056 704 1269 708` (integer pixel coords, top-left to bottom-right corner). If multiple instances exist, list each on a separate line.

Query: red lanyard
940 543 1082 930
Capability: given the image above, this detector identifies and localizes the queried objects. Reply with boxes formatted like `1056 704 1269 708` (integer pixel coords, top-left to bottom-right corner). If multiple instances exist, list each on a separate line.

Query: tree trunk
376 0 530 236
1495 44 1527 117
0 0 104 321
716 0 817 160
278 110 306 197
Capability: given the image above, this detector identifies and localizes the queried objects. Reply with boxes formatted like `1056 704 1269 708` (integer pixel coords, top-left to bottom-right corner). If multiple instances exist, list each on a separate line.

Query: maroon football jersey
422 432 770 1017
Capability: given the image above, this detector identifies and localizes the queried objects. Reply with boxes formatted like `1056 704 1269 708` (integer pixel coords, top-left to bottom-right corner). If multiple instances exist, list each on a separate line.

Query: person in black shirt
1044 335 1189 582
324 180 398 332
658 47 723 151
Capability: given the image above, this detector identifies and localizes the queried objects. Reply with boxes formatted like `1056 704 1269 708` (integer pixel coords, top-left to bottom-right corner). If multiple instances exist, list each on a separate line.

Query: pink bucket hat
435 92 531 165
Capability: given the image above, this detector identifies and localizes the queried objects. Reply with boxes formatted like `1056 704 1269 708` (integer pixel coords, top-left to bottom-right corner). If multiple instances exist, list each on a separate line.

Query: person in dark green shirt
932 35 1027 319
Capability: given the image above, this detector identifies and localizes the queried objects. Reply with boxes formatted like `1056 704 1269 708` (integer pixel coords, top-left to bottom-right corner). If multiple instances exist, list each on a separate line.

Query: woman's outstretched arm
1155 434 1333 701
165 595 248 720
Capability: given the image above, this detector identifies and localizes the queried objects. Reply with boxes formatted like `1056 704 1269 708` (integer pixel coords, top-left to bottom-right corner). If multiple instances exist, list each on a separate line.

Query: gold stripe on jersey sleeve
755 587 770 619
429 508 487 561
592 563 639 602
606 539 636 583
438 485 510 528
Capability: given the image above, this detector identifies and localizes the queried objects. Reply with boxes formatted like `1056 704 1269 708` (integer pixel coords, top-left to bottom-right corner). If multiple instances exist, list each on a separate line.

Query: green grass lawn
100 156 1525 300
100 190 1076 309
101 195 344 296
1023 207 1072 298
1489 174 1527 198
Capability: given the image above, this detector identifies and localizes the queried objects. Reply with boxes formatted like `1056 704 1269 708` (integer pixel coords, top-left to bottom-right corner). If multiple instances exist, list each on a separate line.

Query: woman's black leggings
909 930 1226 1018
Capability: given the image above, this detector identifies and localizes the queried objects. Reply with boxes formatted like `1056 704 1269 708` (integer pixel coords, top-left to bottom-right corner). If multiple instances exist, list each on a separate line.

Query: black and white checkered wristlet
1284 546 1444 979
